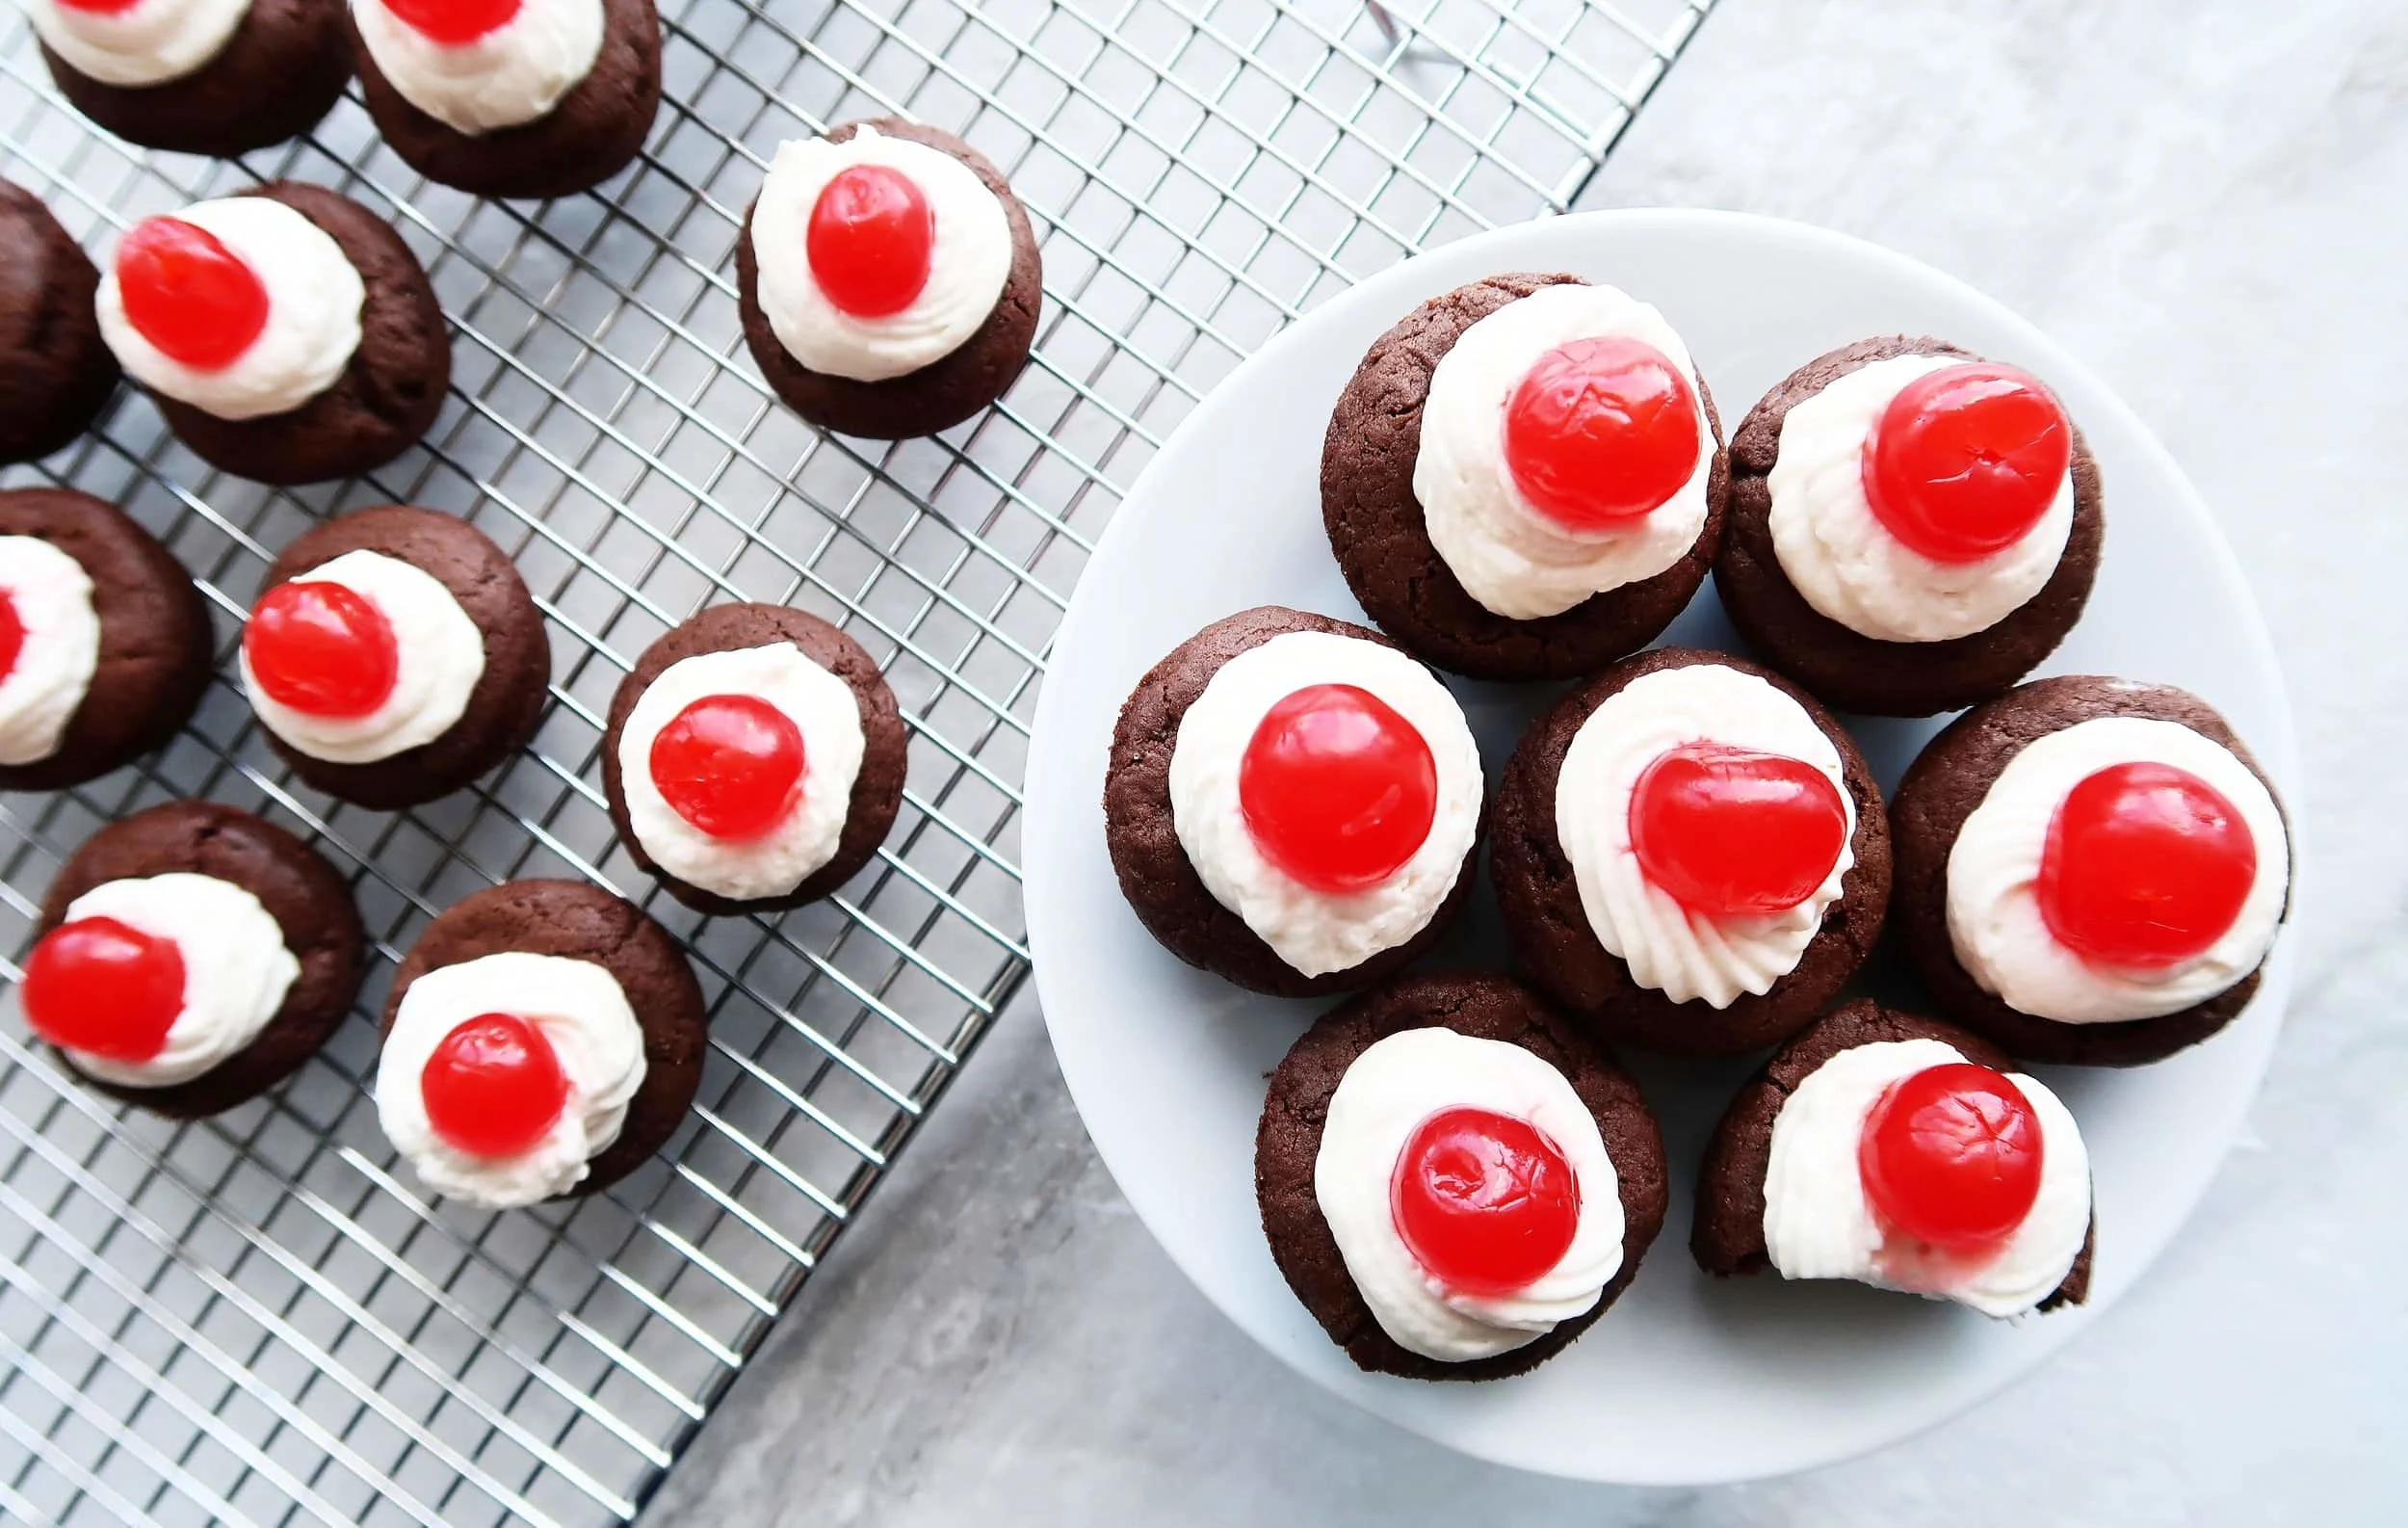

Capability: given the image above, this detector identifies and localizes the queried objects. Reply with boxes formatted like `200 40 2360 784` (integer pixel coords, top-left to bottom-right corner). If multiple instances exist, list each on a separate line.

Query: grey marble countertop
643 1 2407 1521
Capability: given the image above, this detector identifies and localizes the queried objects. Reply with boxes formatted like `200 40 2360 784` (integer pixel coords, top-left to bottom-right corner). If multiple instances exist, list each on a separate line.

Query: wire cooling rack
0 0 1712 1521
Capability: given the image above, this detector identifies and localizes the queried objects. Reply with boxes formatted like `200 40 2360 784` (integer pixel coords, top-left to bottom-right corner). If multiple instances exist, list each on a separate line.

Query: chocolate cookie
37 801 365 1119
351 0 661 200
600 602 907 915
1320 272 1727 681
737 118 1041 439
380 878 706 1198
1103 605 1479 997
248 504 548 809
1690 999 2093 1309
40 0 351 159
1255 970 1667 1381
1489 645 1890 1056
1889 675 2290 1067
149 182 447 486
0 488 213 792
1716 336 2104 717
0 180 118 465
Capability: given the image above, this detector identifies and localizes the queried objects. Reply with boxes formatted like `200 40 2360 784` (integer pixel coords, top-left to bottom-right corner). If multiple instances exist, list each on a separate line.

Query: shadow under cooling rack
0 0 1712 1521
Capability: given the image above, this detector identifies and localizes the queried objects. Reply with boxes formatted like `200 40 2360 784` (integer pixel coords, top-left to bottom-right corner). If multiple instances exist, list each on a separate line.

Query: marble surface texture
642 1 2407 1522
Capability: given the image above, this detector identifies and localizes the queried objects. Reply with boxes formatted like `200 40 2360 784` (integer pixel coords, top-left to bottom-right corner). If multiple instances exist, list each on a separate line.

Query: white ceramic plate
1020 210 2297 1486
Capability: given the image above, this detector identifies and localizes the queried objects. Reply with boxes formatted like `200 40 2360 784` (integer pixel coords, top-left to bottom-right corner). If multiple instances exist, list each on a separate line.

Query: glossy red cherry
1628 743 1848 916
806 165 934 319
1238 682 1438 893
2037 760 2257 969
22 916 185 1063
0 590 24 684
54 0 143 14
1391 1106 1581 1296
648 694 807 840
1859 1063 2045 1251
245 581 401 719
1503 335 1701 530
115 217 270 372
420 1013 569 1158
381 0 523 45
1861 362 2072 563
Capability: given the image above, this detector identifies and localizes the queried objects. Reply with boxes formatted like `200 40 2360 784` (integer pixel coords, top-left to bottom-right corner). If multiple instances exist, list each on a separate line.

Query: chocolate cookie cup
1888 675 2290 1067
33 802 366 1119
600 602 908 916
244 505 549 810
737 118 1042 439
1320 272 1727 682
1716 335 2104 718
350 0 662 200
1691 999 2094 1312
379 879 706 1201
130 182 447 486
1255 970 1667 1381
1490 645 1890 1057
0 181 118 465
1104 605 1481 998
38 0 351 159
0 488 213 792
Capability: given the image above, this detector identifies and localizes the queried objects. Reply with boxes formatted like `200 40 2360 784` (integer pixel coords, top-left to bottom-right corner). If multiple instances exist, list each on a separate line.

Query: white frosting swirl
1763 1037 2091 1318
239 548 487 765
1166 630 1481 978
51 873 300 1089
0 537 100 767
28 0 250 89
1555 663 1856 1009
351 0 606 136
1313 1027 1624 1362
750 126 1014 383
376 950 648 1208
96 197 364 422
1411 282 1714 620
1767 352 2075 644
616 642 868 903
1947 714 2288 1024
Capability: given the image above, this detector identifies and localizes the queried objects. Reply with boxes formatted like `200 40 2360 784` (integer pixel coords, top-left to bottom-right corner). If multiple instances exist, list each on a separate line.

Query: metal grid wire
0 0 1712 1521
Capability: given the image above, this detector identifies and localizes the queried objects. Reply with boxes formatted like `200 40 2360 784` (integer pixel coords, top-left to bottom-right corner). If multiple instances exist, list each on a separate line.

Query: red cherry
1390 1106 1581 1296
648 694 807 840
381 0 523 44
1628 743 1848 916
1503 335 1701 530
806 165 934 319
54 0 143 14
1859 1063 2045 1251
420 1013 569 1158
245 581 401 719
1237 682 1438 894
2037 760 2257 969
1861 362 2072 564
115 217 270 372
0 590 24 684
22 916 185 1063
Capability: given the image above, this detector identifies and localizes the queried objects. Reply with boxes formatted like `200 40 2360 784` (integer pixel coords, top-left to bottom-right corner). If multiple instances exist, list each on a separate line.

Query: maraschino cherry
116 217 269 372
1238 683 1437 893
245 581 401 719
1504 335 1700 531
22 916 185 1063
382 0 522 45
1861 362 2072 564
648 694 806 840
1628 743 1847 916
807 165 933 318
2037 760 2256 969
421 1014 568 1158
1392 1106 1580 1296
1859 1063 2044 1251
0 591 25 685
